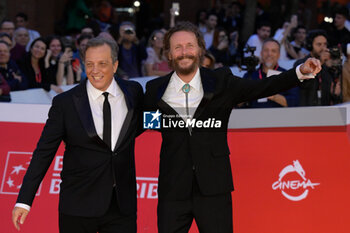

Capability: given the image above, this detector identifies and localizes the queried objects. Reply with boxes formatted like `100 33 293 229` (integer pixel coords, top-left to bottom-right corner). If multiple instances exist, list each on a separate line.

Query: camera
241 46 260 72
328 46 341 60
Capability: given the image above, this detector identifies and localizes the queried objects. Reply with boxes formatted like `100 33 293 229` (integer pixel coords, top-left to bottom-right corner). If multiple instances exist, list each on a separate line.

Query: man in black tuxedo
144 22 321 233
12 37 143 233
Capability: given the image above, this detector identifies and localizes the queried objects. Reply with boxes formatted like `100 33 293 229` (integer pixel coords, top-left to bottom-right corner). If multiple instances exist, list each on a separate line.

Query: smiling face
49 39 62 57
261 40 280 69
31 40 47 59
84 44 118 91
168 31 201 76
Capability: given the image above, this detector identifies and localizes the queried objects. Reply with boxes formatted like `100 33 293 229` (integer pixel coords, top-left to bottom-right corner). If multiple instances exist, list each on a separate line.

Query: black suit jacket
17 77 144 217
144 67 299 201
294 55 333 106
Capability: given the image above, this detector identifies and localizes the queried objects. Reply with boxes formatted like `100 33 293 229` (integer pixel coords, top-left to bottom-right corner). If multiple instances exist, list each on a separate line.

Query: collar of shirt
87 78 120 100
171 68 202 94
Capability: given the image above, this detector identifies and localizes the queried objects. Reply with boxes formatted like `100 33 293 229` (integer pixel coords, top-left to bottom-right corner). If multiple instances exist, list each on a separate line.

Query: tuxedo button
192 165 196 170
112 152 117 157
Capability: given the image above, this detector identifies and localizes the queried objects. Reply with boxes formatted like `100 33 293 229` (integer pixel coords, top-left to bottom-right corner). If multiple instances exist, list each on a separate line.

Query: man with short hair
243 38 299 107
12 37 143 233
244 21 271 58
290 25 308 59
144 21 321 233
326 6 350 48
11 27 29 63
0 20 15 38
15 12 40 51
203 13 218 49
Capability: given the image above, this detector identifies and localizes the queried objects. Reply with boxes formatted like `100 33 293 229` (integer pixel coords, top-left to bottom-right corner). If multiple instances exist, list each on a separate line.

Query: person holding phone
72 33 93 82
45 36 74 86
117 21 147 79
19 37 62 93
208 28 232 67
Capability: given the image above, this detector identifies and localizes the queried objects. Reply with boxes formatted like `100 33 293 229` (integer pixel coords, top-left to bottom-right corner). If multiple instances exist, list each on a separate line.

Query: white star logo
11 165 26 175
7 177 14 187
150 110 161 122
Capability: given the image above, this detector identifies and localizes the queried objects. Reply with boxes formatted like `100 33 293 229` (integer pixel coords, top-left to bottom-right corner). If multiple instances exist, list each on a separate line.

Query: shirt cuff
295 64 315 82
15 203 31 211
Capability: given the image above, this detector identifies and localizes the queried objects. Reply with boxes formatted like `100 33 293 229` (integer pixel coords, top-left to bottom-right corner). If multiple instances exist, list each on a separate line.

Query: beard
171 54 200 75
264 61 274 69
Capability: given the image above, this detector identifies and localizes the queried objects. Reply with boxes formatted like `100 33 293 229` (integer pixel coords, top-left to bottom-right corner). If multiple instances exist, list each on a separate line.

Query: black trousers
59 192 136 233
157 181 233 233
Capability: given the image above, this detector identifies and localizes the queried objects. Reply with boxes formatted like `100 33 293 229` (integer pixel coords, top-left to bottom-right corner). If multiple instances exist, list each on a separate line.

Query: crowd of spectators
0 0 349 109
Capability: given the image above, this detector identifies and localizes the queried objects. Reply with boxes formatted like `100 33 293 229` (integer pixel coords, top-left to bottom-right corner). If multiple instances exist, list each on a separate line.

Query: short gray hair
83 37 119 63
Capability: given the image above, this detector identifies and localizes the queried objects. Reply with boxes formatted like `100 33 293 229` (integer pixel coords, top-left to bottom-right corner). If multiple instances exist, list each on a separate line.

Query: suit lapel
114 77 135 152
73 80 105 147
155 72 179 116
193 68 216 119
155 69 216 118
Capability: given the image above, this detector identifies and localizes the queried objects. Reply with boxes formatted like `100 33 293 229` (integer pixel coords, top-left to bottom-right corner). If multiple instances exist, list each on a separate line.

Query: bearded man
144 21 321 233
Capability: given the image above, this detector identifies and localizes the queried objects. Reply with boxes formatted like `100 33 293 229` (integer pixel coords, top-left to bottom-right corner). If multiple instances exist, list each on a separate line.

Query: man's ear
166 51 171 61
113 61 119 73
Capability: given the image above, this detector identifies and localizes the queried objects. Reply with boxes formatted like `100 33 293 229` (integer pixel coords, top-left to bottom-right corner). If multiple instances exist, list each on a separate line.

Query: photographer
243 39 299 108
294 30 339 106
117 21 147 78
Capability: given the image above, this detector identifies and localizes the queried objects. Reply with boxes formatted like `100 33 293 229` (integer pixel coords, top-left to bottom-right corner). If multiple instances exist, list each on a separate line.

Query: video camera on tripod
237 45 260 73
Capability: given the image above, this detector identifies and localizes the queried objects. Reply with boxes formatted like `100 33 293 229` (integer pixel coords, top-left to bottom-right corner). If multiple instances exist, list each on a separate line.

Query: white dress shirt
86 79 128 149
161 66 311 118
15 79 128 211
16 66 311 212
162 68 203 119
244 34 263 58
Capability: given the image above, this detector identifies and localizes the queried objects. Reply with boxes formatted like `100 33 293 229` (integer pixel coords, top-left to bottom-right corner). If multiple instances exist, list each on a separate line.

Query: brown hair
203 51 216 69
212 28 227 48
163 21 206 66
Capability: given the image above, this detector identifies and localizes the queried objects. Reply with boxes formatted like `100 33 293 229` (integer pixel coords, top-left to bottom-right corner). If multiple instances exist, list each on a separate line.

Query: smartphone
172 2 180 16
72 58 80 70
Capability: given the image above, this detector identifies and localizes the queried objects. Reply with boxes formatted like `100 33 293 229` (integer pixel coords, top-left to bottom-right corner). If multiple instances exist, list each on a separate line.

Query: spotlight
134 1 140 7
